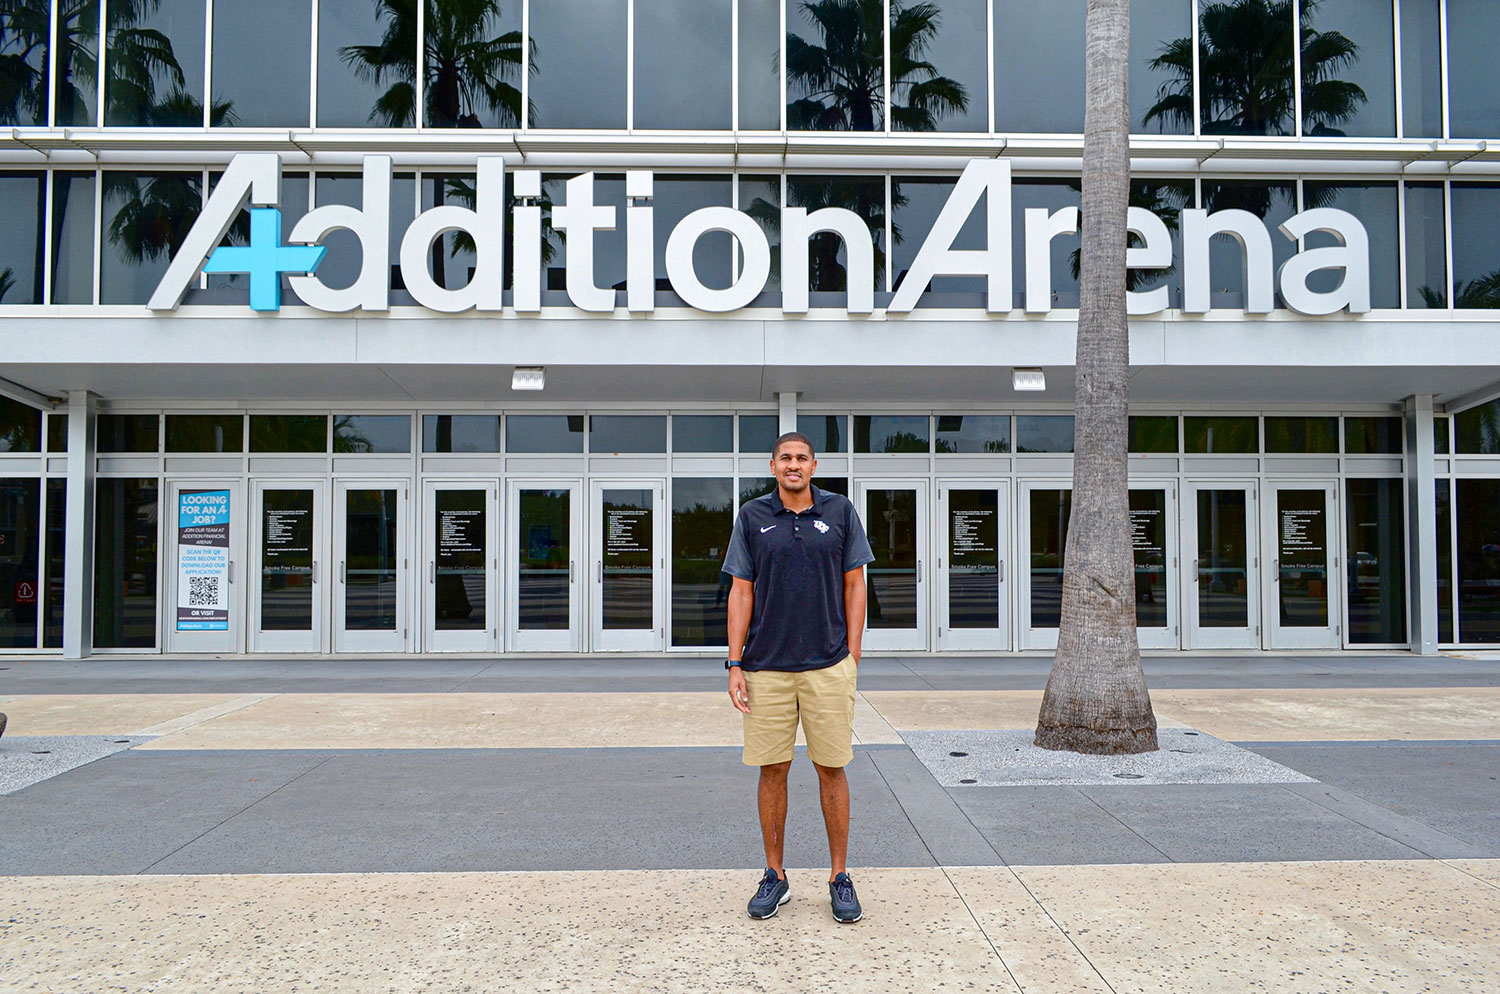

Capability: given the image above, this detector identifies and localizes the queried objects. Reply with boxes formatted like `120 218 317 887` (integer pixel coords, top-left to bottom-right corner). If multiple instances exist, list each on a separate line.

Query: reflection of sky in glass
1198 0 1293 135
893 0 987 132
1404 183 1446 309
786 0 884 130
1301 0 1394 137
314 173 415 292
1448 2 1500 138
56 2 97 125
50 172 94 303
106 0 204 125
335 415 411 453
1203 181 1295 300
0 4 48 125
206 173 309 292
1303 182 1397 308
1130 0 1192 134
653 176 734 288
1012 181 1081 307
424 0 522 128
738 176 780 289
672 416 733 452
100 172 201 304
739 0 781 128
635 0 731 130
785 175 885 292
213 0 311 127
530 0 627 128
508 415 585 452
1399 0 1442 138
421 175 479 291
542 174 625 291
994 0 1083 133
936 415 1010 453
856 415 930 453
1131 180 1192 303
0 174 44 304
318 0 412 127
590 416 667 453
797 414 847 454
1450 185 1500 308
892 177 985 296
1015 416 1074 453
422 415 500 452
739 415 780 453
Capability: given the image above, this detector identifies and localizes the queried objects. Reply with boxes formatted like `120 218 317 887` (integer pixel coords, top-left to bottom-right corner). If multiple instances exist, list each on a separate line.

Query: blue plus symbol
202 208 326 311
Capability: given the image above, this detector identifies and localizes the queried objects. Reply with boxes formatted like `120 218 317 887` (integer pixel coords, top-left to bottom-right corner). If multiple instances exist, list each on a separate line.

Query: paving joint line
1439 859 1500 891
1002 864 1121 994
1073 786 1175 863
129 693 280 737
136 755 336 874
1271 782 1449 860
445 661 503 693
938 865 1028 994
894 657 938 690
862 749 945 869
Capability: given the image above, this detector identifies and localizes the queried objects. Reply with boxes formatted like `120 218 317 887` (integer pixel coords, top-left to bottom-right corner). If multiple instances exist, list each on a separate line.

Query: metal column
62 390 97 659
1405 394 1440 655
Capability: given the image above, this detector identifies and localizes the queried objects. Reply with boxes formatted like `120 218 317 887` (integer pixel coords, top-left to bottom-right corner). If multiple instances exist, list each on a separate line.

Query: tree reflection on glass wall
0 0 51 125
744 175 896 293
1144 0 1365 136
786 0 968 132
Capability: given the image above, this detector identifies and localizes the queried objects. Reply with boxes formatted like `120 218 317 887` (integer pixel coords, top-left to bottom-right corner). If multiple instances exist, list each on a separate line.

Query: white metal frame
935 479 1011 652
589 478 666 652
857 478 930 652
248 479 328 654
332 478 410 653
1182 479 1262 650
1263 479 1343 650
507 478 583 652
421 479 499 653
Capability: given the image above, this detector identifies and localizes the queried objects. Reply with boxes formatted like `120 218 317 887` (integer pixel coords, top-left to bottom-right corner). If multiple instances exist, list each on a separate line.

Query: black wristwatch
725 659 742 670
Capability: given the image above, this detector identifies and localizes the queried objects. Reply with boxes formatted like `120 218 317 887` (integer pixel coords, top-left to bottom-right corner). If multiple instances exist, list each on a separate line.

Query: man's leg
813 761 849 881
758 760 792 877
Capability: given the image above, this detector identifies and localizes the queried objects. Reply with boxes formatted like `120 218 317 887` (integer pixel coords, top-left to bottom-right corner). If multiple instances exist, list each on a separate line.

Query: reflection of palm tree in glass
744 177 903 292
1069 181 1192 292
1144 0 1364 136
1420 272 1500 310
786 0 967 132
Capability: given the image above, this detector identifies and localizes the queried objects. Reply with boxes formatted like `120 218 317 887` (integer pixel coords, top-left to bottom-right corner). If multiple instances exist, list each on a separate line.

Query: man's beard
779 476 809 492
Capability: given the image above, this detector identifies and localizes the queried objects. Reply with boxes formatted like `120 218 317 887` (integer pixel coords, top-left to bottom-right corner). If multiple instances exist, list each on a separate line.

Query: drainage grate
1113 772 1144 779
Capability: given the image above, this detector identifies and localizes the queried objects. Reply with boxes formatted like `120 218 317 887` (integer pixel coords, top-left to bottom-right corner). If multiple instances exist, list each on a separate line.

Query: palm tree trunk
1035 0 1157 755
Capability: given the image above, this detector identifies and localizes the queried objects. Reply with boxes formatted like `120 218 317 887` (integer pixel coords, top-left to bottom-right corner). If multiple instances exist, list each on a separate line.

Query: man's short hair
773 431 816 459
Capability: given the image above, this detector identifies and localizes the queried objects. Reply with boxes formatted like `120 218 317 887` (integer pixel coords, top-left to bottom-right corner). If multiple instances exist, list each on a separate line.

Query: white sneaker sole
748 891 791 919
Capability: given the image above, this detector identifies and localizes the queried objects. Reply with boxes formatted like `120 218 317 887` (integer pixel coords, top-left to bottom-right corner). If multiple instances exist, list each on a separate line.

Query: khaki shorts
742 655 857 768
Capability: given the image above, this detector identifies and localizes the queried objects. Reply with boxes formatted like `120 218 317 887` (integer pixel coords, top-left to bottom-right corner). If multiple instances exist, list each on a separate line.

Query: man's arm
726 576 755 713
843 566 866 665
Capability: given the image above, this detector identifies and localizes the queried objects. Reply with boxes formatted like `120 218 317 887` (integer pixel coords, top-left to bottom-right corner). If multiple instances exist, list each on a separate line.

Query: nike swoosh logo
760 525 777 533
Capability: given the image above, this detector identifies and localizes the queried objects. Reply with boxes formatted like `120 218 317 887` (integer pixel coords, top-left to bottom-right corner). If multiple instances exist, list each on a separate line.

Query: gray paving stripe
904 727 1314 787
1279 781 1495 859
867 748 1005 867
0 735 157 795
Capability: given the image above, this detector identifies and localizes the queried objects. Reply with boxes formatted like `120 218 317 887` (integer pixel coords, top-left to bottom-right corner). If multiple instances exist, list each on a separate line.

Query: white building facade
1 0 1498 659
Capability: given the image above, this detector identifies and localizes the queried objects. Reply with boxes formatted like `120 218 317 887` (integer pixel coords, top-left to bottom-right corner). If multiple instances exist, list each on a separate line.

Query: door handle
341 561 346 583
227 561 235 584
597 561 603 583
917 561 923 582
569 559 575 583
1192 561 1200 581
429 561 435 584
312 560 318 583
1272 558 1279 579
999 561 1005 583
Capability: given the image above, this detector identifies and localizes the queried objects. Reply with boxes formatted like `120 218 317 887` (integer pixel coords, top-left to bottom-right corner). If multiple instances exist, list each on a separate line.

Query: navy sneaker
747 867 790 919
829 872 862 923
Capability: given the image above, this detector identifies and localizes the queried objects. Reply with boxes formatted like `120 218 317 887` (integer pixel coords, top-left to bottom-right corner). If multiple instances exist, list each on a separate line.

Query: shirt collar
771 484 826 516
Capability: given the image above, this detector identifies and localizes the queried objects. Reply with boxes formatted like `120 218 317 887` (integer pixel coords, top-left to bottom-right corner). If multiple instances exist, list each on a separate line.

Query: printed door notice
178 489 231 631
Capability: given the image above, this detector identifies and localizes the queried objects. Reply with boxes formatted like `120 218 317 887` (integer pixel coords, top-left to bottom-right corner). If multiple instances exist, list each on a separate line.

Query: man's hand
727 667 751 714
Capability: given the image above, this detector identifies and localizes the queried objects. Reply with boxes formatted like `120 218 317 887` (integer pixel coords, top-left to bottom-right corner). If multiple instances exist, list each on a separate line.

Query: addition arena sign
149 155 1371 318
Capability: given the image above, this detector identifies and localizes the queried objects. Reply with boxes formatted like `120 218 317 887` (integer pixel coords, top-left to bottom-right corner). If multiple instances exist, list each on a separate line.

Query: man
722 431 874 923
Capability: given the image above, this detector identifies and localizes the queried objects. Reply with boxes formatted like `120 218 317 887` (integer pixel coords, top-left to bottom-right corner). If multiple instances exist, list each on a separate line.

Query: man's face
771 441 817 493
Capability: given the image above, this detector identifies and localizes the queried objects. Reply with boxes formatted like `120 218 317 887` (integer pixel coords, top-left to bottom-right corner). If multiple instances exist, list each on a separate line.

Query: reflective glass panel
854 416 929 453
101 172 202 304
1202 181 1295 303
865 488 917 629
787 0 884 130
315 173 415 295
212 0 311 127
1437 478 1453 642
250 415 327 453
1129 416 1178 453
786 175 885 294
654 176 734 291
892 177 986 302
1450 185 1500 309
1196 488 1249 628
818 477 850 497
635 0 731 130
1398 0 1442 137
673 416 733 453
206 172 309 296
738 175 780 290
1197 0 1294 134
422 415 500 453
891 0 987 132
105 0 205 126
1184 416 1257 453
46 413 67 452
739 0 781 129
0 172 44 303
1455 400 1500 454
1404 182 1447 308
1132 0 1193 134
334 415 411 453
1300 0 1394 137
739 476 775 505
43 478 63 647
994 0 1083 133
1264 416 1339 454
419 174 479 290
590 416 666 454
1447 1 1500 138
1029 488 1070 628
1454 479 1500 643
601 488 653 631
1345 478 1405 643
507 415 584 453
1015 416 1074 453
423 0 524 128
672 478 733 647
50 171 93 303
1012 181 1081 307
344 488 399 631
542 173 625 295
947 488 998 628
166 415 244 453
935 415 1010 454
260 488 315 631
1436 416 1450 454
1344 416 1402 454
0 478 40 647
53 0 96 124
797 414 847 454
317 0 414 127
517 489 571 630
434 489 486 631
0 397 41 453
529 0 627 128
94 478 158 648
1303 182 1398 307
739 415 780 453
1276 489 1330 628
97 414 159 453
1131 488 1168 629
0 1 49 125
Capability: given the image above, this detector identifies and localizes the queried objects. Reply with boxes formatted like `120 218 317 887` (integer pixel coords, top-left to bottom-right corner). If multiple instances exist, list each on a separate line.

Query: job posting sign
177 489 231 632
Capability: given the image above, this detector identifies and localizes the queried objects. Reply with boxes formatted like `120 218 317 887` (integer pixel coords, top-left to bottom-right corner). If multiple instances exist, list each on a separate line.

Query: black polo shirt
722 485 875 672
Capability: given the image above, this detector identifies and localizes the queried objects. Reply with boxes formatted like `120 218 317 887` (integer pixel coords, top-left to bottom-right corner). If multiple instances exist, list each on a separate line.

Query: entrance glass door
250 482 326 653
165 480 246 653
1266 482 1342 649
508 481 582 651
423 482 497 653
333 482 409 653
1020 483 1070 649
937 483 1010 650
859 481 929 651
591 481 665 652
1131 485 1179 650
1184 483 1260 649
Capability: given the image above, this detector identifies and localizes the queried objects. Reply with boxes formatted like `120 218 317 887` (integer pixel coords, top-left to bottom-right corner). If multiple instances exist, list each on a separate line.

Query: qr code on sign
189 575 219 606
